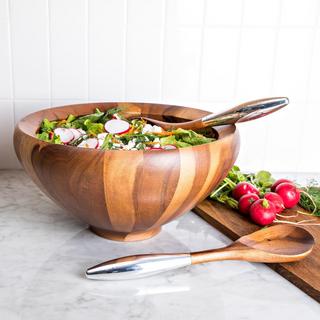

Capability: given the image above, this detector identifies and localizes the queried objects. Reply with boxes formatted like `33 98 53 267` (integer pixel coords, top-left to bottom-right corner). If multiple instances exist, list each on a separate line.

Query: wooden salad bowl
14 102 240 241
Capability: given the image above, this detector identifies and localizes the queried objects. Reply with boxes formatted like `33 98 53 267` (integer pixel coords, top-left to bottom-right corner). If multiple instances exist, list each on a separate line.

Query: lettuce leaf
36 132 62 144
83 119 104 135
72 108 104 128
100 107 123 123
39 118 57 133
171 128 214 145
100 133 114 150
66 114 76 123
160 135 191 148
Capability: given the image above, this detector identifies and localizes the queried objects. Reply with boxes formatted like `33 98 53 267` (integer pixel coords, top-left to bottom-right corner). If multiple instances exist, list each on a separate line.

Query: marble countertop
1 170 320 320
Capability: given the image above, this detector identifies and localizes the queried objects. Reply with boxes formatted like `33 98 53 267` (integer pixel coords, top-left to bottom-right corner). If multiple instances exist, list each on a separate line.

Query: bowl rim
15 101 237 153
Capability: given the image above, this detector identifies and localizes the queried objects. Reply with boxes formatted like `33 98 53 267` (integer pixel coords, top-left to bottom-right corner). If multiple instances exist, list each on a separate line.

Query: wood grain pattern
191 225 314 265
14 102 239 241
194 200 320 302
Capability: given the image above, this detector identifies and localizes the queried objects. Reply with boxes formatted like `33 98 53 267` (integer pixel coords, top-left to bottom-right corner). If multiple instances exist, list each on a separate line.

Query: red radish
271 178 293 192
105 119 130 134
78 138 98 149
49 132 54 140
149 147 162 150
162 144 177 150
238 193 259 215
264 192 285 213
275 182 300 208
97 139 104 149
54 128 74 144
250 199 276 226
232 182 259 200
78 129 86 135
70 128 81 141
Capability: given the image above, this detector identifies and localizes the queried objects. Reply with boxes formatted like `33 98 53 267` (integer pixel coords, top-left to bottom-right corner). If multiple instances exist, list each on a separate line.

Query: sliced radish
97 139 104 149
162 144 177 150
149 147 162 151
70 128 81 141
112 114 121 120
78 138 98 149
54 128 74 144
97 132 107 140
53 127 64 136
105 119 130 134
78 129 86 135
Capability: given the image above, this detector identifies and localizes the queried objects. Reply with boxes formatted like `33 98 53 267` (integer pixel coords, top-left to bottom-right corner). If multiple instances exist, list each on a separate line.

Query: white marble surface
0 170 319 320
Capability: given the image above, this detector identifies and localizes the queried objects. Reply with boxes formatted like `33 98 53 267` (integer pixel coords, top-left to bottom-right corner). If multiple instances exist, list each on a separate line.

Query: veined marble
0 170 319 320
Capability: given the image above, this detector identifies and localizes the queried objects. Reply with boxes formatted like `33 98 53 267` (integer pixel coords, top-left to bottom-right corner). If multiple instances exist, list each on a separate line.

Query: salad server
86 224 314 280
142 97 289 130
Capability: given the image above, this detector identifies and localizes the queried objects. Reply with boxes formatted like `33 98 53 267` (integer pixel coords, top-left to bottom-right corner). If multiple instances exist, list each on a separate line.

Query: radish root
276 213 298 218
274 218 320 226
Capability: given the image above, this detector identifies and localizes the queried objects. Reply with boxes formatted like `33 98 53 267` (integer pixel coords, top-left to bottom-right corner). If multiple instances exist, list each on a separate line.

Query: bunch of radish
232 179 301 226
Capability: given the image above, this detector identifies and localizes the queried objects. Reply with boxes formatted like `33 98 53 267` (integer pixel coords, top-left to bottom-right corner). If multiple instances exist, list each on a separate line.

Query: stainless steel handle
201 97 289 127
86 253 191 280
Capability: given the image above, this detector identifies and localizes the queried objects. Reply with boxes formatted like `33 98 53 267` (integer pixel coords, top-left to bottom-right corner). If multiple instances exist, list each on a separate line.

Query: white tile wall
200 28 240 101
0 0 12 99
88 0 126 100
9 0 50 99
243 0 280 26
206 0 243 26
0 0 320 172
50 0 88 99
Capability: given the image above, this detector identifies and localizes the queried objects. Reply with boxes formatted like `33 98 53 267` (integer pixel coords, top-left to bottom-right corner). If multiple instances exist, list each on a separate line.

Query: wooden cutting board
194 200 320 302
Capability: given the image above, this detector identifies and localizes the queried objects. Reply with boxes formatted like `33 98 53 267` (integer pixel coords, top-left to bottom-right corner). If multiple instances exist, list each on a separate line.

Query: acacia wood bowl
14 102 240 241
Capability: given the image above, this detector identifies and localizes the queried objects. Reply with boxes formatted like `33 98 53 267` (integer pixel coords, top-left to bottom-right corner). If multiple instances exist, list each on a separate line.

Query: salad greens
210 166 275 209
300 185 320 216
36 107 215 151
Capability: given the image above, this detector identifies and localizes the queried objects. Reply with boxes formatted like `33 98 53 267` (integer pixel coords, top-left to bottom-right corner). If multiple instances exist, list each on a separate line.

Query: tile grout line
86 0 89 102
6 0 16 123
295 3 320 172
159 0 167 101
262 0 283 169
231 0 247 167
199 24 319 29
46 0 52 107
196 0 207 102
122 0 128 100
269 0 283 100
232 0 245 100
0 97 312 103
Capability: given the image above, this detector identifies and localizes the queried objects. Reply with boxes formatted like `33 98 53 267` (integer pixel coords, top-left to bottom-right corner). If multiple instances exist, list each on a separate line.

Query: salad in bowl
36 107 215 151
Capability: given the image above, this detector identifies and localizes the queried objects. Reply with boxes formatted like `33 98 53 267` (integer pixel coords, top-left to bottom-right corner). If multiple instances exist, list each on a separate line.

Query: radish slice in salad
54 128 74 144
162 144 177 150
70 128 81 141
97 132 107 140
105 119 130 134
78 138 98 149
97 139 104 148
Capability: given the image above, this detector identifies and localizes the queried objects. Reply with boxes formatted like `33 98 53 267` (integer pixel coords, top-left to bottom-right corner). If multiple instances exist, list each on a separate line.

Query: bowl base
89 226 161 242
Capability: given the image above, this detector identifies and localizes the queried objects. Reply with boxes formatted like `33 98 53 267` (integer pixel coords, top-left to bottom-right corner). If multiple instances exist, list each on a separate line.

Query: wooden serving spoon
86 225 314 280
142 97 289 131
